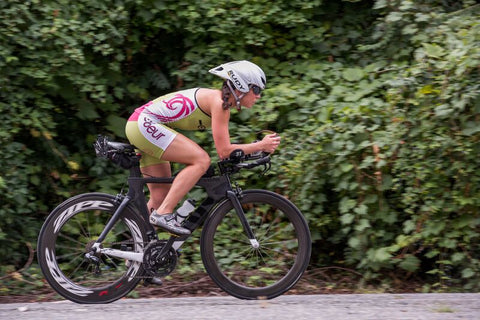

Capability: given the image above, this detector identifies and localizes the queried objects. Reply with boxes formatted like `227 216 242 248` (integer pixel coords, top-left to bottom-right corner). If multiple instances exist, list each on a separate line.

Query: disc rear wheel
37 193 148 303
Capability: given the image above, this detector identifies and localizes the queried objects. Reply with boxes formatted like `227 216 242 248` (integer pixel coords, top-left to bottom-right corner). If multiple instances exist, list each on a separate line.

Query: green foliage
1 0 479 293
0 0 153 274
273 0 480 290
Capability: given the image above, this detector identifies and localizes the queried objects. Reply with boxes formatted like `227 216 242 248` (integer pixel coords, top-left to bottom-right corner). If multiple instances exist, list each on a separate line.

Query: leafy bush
1 0 479 293
273 0 480 290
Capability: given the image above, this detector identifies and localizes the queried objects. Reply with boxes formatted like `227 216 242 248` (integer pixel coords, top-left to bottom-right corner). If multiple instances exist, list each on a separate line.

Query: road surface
1 293 479 319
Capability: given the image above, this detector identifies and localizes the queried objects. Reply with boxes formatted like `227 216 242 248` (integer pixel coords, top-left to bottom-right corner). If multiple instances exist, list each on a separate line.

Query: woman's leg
155 133 211 214
126 119 207 235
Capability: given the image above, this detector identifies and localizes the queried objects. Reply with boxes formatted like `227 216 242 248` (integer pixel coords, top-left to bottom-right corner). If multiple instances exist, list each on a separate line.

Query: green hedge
1 0 479 292
272 1 480 290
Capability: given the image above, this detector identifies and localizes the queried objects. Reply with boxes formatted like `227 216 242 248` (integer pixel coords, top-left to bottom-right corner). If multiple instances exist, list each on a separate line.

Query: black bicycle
37 136 311 304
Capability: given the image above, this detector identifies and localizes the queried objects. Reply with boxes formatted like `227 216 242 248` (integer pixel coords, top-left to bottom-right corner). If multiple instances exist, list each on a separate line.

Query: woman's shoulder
196 88 223 111
196 87 221 97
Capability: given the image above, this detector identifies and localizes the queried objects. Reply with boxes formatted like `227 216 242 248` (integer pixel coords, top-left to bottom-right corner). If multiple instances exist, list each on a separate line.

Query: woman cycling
125 60 281 236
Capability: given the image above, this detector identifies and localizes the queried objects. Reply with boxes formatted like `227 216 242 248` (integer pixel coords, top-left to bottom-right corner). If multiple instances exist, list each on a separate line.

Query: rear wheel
201 190 311 300
37 193 149 303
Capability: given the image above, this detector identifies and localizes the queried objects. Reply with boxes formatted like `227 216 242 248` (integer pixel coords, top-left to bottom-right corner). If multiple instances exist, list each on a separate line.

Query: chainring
143 240 178 277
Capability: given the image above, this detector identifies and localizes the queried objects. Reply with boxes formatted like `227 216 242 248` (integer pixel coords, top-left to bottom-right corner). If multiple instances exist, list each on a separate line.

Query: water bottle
175 199 196 224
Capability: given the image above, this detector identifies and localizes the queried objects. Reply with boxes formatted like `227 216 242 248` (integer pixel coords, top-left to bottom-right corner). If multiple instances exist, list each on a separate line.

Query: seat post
125 153 150 219
128 154 143 178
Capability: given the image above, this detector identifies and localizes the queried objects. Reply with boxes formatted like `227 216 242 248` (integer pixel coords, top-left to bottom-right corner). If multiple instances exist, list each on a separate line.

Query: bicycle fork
226 190 259 249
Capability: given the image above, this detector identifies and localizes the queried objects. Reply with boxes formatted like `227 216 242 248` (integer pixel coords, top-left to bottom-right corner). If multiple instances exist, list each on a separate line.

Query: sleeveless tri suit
125 88 212 167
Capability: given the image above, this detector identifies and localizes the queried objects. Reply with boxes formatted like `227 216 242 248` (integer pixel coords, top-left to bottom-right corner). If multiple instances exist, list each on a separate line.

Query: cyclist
125 60 281 236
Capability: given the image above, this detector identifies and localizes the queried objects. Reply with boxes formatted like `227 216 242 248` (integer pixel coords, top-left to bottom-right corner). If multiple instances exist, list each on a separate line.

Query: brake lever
260 160 271 176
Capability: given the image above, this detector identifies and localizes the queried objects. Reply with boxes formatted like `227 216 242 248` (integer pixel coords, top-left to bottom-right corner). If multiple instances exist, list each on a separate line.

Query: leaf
403 220 416 233
373 0 387 10
434 105 454 118
342 68 365 82
340 163 354 172
418 85 435 95
462 122 480 136
461 268 475 279
355 218 371 231
106 115 127 138
348 236 361 249
386 12 403 22
422 43 446 58
76 103 99 120
67 161 80 171
451 252 465 263
373 248 392 262
399 255 420 272
340 213 355 225
354 204 368 215
402 24 418 35
339 197 357 214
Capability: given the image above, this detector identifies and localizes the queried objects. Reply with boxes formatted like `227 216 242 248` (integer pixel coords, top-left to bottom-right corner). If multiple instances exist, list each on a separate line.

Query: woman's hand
261 133 281 154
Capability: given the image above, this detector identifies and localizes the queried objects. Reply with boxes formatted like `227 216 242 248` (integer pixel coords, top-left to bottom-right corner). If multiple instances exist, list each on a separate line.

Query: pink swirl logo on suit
137 93 196 149
145 94 195 123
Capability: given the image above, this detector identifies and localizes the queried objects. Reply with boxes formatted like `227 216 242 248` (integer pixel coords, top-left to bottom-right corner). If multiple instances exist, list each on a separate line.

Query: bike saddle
107 141 135 153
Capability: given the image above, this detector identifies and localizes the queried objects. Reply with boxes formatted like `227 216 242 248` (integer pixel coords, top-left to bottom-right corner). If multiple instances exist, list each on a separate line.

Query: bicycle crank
143 240 178 277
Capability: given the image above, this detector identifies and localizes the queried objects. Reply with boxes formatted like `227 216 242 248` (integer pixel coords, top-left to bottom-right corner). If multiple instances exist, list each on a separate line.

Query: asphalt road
1 293 479 320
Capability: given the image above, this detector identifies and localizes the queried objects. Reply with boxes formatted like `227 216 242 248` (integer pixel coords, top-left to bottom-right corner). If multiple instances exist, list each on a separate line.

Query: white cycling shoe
150 211 191 236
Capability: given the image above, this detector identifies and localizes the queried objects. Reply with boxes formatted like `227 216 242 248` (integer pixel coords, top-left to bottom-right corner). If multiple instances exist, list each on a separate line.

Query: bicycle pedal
143 277 163 286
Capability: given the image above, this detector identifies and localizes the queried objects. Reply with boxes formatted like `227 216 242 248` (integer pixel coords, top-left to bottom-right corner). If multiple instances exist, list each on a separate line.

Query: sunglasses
250 85 263 95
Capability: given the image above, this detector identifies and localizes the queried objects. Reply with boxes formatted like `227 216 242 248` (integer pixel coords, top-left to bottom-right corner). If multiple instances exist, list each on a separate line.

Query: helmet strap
226 81 246 110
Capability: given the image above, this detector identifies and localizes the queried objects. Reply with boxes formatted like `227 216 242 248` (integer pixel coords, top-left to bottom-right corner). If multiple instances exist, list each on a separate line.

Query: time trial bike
37 135 311 304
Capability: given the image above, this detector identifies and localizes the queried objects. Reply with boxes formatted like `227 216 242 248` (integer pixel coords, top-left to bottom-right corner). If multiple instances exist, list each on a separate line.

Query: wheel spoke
203 191 311 299
57 233 87 247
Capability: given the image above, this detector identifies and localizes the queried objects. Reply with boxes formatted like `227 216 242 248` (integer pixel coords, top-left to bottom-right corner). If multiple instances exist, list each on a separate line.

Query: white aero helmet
209 60 266 109
209 60 266 93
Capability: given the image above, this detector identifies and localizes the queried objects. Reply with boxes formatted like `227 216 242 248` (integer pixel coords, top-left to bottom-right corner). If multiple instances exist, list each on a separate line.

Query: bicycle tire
200 190 311 300
37 193 148 304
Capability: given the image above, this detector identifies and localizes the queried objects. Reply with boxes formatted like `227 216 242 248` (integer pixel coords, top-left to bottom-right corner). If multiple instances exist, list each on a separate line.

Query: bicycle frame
92 163 256 262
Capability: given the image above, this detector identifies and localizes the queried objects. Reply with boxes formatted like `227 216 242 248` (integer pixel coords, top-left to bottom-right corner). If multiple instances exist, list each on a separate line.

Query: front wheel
37 193 149 303
201 190 311 300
